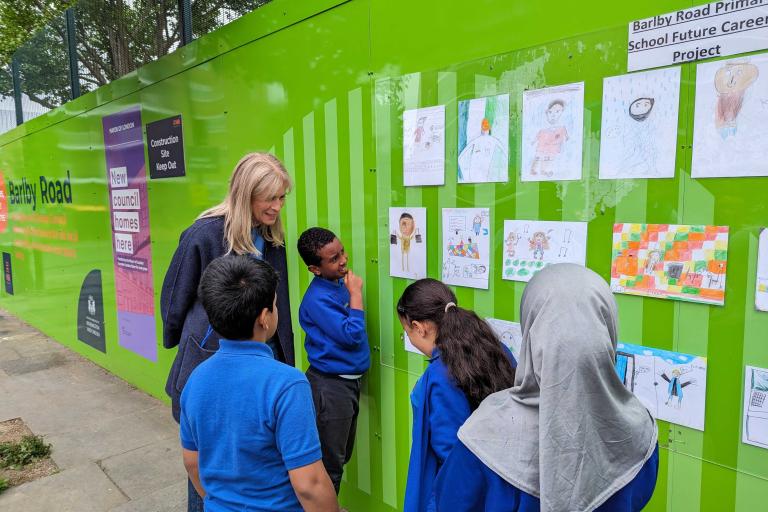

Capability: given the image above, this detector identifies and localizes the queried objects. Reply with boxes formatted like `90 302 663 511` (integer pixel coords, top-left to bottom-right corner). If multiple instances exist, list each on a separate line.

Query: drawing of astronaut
660 368 695 409
529 231 550 261
714 61 759 139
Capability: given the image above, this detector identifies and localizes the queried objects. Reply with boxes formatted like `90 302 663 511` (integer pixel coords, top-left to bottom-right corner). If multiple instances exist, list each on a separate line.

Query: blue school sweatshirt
404 346 517 512
433 441 659 512
299 276 370 375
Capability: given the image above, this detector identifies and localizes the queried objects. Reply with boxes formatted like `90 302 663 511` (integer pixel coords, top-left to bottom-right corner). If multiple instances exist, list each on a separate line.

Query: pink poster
102 107 157 361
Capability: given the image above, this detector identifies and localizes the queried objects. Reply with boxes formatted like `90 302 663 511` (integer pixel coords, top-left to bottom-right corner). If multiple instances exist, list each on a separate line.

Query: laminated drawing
611 223 729 306
615 342 707 431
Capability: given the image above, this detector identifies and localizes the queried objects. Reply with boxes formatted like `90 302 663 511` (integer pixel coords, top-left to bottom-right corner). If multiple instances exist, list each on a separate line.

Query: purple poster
102 107 157 361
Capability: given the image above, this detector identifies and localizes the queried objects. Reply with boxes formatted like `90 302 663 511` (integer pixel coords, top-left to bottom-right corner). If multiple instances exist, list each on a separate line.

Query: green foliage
0 435 52 469
0 0 270 110
0 1 72 65
0 477 9 494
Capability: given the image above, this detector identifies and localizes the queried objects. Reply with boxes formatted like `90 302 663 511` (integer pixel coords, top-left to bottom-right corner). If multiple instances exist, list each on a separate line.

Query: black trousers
306 367 362 494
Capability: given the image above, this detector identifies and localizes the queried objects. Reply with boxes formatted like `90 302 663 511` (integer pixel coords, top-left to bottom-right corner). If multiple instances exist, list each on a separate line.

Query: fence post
11 57 22 125
65 9 80 99
178 0 193 45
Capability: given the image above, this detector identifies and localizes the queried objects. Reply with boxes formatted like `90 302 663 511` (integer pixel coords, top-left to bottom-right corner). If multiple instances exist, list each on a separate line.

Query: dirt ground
0 418 58 488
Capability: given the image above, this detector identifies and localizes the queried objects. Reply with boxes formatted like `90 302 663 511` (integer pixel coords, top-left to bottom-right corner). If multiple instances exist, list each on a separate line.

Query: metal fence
0 0 271 134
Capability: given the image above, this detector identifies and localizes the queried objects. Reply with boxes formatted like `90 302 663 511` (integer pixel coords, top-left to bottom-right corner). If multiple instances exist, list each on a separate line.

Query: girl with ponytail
398 278 516 512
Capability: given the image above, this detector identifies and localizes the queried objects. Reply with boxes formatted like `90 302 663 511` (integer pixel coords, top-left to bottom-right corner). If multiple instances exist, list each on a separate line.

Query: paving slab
0 462 129 512
0 309 186 511
99 436 188 500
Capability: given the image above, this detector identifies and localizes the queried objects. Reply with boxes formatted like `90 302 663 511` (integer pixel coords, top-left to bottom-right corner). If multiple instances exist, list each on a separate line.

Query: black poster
147 114 186 179
77 269 106 352
2 252 12 295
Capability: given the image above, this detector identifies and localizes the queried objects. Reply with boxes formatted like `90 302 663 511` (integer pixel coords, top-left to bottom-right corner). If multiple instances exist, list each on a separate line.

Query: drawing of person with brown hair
529 231 550 260
391 212 421 272
505 231 521 258
714 61 759 139
530 99 568 177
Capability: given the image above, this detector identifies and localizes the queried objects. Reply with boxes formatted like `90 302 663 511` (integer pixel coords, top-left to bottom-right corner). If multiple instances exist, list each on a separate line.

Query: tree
0 0 269 111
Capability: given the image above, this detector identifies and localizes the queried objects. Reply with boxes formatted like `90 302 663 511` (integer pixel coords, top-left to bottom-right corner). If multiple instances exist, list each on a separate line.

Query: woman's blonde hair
199 152 293 255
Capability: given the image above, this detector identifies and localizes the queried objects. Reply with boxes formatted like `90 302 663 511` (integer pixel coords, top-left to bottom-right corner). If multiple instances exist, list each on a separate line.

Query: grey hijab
458 264 657 512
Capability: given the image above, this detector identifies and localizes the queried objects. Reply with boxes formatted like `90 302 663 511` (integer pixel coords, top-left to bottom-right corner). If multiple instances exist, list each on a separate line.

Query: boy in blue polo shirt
179 255 339 512
297 228 371 495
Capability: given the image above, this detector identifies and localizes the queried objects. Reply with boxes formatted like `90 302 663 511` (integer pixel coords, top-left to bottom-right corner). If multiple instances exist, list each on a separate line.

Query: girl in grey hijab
433 263 658 512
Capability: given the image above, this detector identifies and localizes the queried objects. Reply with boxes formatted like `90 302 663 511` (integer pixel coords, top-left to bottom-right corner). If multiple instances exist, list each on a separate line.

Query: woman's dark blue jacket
160 215 294 421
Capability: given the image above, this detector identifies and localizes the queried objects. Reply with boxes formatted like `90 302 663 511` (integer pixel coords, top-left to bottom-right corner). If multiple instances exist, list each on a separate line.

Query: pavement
0 308 186 512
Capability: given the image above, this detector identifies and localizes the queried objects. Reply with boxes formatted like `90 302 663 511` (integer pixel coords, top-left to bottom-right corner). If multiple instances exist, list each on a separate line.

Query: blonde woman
160 153 295 511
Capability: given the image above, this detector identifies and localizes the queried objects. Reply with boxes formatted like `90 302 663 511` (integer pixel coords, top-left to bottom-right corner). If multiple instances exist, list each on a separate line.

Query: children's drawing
403 105 445 186
610 223 729 306
742 365 768 449
485 318 522 361
457 94 509 183
502 220 587 282
389 207 427 280
442 208 490 289
599 68 681 179
615 342 707 431
756 228 768 312
521 82 584 182
692 54 768 178
714 62 759 139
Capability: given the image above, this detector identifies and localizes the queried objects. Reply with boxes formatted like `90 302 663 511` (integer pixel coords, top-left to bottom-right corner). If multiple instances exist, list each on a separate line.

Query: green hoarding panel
0 1 766 510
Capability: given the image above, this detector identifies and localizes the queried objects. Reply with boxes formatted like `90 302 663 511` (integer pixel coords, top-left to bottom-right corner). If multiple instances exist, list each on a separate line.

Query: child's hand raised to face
344 270 364 295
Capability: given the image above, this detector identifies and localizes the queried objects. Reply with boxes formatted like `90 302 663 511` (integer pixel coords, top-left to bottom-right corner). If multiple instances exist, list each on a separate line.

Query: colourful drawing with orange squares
447 240 480 259
610 223 729 306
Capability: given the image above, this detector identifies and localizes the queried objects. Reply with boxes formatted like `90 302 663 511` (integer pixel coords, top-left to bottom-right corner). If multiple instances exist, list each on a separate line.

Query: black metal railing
0 0 271 135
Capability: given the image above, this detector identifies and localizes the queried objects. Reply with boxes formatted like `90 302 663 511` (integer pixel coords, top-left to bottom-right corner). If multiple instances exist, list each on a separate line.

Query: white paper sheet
692 53 768 178
441 208 491 289
743 365 768 449
403 105 445 186
757 228 768 312
599 68 681 180
485 318 522 362
389 207 427 280
457 94 509 183
502 220 587 282
616 342 708 431
521 82 584 182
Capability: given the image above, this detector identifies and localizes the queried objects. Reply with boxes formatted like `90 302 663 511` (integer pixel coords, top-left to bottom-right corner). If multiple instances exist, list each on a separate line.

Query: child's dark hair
198 255 278 340
547 99 565 110
396 278 515 409
400 212 414 221
297 227 337 267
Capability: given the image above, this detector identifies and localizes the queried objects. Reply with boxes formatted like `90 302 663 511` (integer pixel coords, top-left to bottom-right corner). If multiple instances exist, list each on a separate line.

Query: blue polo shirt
180 340 322 511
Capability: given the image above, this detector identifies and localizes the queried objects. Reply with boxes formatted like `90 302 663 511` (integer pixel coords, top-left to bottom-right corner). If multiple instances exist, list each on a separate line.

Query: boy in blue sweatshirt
180 255 339 512
297 227 371 495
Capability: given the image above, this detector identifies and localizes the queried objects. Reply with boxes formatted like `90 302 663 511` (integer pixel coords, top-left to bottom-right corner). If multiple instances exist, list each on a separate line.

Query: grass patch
0 435 52 469
0 476 9 494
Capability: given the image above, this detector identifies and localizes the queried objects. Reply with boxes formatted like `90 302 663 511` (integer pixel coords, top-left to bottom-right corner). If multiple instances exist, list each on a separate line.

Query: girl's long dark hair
397 278 515 409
